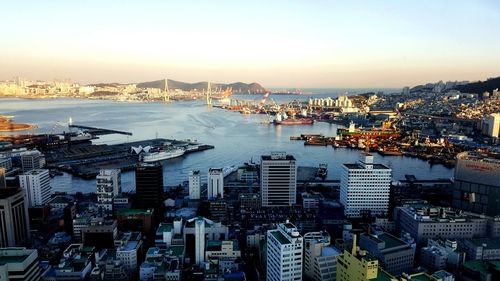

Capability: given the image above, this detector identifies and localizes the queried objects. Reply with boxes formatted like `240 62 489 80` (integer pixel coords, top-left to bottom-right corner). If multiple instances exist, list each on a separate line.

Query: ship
274 118 314 125
316 164 328 179
337 121 399 138
223 165 238 177
142 147 185 162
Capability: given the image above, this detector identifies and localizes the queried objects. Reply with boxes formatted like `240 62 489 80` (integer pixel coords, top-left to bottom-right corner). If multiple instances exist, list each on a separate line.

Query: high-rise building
207 168 224 199
0 188 30 247
0 247 41 281
96 169 121 216
18 169 51 207
188 170 201 200
20 150 44 172
266 221 303 281
304 231 340 281
452 152 500 216
261 152 297 207
340 153 391 218
484 113 500 138
135 162 163 211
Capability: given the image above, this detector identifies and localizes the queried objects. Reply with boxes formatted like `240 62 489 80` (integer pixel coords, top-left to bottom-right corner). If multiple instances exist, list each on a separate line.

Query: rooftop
0 254 30 265
117 208 153 217
465 238 500 249
270 230 290 244
373 268 396 281
0 188 22 200
344 163 390 170
377 233 406 249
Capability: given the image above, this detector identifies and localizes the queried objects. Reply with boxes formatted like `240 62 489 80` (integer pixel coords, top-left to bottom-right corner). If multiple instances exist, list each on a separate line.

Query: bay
0 96 452 193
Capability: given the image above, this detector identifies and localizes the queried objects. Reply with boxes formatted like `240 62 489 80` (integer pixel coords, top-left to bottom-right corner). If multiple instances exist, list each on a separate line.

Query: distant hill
454 77 500 94
136 79 266 93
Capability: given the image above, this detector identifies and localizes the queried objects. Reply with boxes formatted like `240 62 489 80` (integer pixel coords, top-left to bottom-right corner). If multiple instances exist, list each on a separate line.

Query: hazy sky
1 0 499 88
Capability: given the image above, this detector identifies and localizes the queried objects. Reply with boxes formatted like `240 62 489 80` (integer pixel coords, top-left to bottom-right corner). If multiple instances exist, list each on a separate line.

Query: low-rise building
115 232 143 273
394 203 500 245
359 232 415 276
462 238 500 261
420 239 464 271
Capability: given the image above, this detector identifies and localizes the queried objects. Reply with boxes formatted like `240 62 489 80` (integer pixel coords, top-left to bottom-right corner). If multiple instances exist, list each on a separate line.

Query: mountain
454 77 500 95
136 79 266 93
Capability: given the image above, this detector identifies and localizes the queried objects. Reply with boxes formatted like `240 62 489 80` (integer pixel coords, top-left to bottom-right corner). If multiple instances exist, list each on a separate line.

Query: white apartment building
19 169 51 207
96 169 121 215
208 168 224 199
267 221 303 281
189 170 201 199
261 152 297 207
340 153 392 218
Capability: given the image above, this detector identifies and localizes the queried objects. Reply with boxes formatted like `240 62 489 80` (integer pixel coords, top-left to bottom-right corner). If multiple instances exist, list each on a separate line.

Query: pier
69 124 133 136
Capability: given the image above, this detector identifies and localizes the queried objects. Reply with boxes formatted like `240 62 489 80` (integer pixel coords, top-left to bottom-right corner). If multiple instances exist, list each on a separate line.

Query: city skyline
1 0 499 88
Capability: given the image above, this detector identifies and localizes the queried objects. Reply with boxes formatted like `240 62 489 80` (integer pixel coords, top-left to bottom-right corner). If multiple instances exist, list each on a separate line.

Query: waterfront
0 96 453 193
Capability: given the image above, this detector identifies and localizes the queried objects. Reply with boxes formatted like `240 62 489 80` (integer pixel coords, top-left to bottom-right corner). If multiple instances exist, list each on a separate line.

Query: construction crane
257 91 270 113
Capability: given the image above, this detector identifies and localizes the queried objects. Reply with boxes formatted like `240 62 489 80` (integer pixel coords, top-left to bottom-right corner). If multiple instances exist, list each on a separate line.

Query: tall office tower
260 152 297 207
0 188 30 247
304 231 340 281
0 248 41 281
484 113 500 138
0 168 6 189
207 168 224 199
18 169 51 207
96 169 121 216
195 217 206 265
189 170 201 200
266 221 303 281
20 150 43 172
340 153 391 218
452 152 500 216
135 162 163 211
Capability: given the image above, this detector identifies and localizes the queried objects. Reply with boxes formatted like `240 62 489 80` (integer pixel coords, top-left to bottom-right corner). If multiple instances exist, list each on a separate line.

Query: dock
69 124 133 136
46 138 214 179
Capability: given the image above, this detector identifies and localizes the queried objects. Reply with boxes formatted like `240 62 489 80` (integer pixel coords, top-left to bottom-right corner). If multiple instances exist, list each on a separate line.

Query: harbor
47 138 214 179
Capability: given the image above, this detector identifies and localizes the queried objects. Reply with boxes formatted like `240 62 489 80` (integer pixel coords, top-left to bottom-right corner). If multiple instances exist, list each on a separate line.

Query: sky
0 0 499 88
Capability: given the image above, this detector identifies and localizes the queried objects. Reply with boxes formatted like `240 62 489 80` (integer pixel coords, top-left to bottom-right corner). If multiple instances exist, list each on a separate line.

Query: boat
223 165 238 177
142 147 185 162
274 118 314 125
378 147 403 156
316 164 328 179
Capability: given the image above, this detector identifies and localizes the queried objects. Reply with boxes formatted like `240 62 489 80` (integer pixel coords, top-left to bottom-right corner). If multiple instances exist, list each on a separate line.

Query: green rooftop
373 269 396 281
378 233 406 249
270 230 290 244
117 208 153 216
0 255 30 265
168 245 184 257
156 223 173 234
